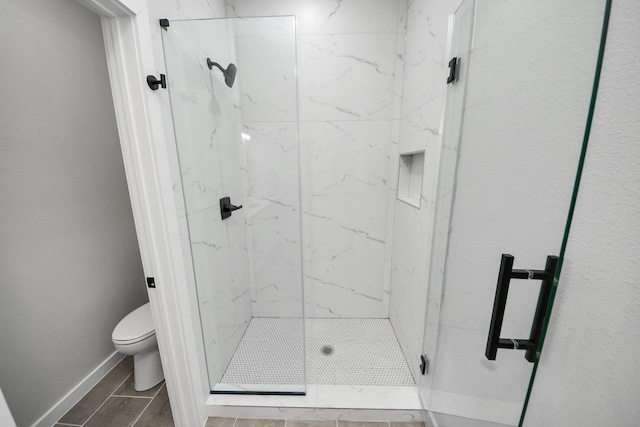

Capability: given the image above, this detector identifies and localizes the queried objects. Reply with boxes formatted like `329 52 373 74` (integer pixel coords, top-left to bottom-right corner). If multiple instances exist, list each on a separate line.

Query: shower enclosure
156 0 609 424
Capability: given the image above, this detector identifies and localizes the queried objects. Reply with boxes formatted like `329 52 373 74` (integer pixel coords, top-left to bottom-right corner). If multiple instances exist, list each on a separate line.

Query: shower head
206 58 237 88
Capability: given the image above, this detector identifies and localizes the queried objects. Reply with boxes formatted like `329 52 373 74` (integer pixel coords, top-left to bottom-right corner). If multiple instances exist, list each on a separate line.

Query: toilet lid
112 302 155 344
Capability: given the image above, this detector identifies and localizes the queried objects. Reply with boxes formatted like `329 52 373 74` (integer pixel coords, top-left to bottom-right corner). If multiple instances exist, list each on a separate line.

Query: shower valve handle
220 197 242 220
225 202 243 211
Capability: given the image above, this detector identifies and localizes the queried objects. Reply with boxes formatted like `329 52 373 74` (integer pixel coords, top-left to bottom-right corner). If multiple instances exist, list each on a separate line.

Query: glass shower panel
420 1 607 425
161 16 304 394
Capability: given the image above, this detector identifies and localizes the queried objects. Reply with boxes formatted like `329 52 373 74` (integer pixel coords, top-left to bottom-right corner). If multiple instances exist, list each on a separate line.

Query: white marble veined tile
235 33 298 122
249 196 301 253
233 0 400 35
167 122 188 220
189 208 251 319
304 252 384 317
303 270 384 318
250 196 304 317
400 0 455 117
302 193 388 245
300 121 392 196
393 30 407 121
389 0 454 380
186 205 252 385
170 96 224 215
253 267 304 317
146 2 228 164
243 121 300 198
420 321 439 391
165 23 246 214
382 139 400 317
389 197 433 380
388 129 401 192
152 0 227 22
207 405 424 421
399 92 445 154
298 33 398 121
215 129 246 203
397 0 409 33
163 18 237 110
234 15 296 37
390 272 428 381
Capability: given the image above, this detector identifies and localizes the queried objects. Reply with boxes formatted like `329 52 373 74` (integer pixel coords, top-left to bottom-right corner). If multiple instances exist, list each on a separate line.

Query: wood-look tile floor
55 357 426 427
55 356 173 427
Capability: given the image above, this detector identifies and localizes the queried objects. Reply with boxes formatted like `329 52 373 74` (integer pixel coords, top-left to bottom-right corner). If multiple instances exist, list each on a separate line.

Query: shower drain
320 345 334 356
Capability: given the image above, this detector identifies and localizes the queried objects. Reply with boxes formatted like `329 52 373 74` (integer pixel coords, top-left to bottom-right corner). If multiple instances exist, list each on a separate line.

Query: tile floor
220 318 415 387
55 356 173 427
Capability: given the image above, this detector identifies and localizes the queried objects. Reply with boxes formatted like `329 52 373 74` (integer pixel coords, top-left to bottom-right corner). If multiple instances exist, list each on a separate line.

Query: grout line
151 382 166 399
111 372 134 396
79 368 134 426
232 417 238 427
109 372 135 398
110 395 154 399
130 394 155 427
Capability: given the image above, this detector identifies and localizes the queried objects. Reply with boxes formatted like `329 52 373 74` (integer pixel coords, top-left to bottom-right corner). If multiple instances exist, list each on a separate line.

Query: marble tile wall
231 0 407 318
389 0 460 381
233 17 303 317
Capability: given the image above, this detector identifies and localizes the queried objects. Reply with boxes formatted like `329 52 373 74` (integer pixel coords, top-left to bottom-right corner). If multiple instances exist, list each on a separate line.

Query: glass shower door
161 16 304 394
419 1 608 425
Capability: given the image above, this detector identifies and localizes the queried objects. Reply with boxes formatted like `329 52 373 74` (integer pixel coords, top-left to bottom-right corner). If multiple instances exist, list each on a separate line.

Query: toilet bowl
112 303 164 391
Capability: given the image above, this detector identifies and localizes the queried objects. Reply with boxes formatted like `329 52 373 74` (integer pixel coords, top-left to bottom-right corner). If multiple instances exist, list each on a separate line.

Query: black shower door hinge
447 57 459 84
159 19 170 30
146 277 156 288
420 354 429 375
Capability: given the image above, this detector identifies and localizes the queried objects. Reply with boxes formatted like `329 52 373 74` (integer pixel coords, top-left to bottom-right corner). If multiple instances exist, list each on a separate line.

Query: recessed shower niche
397 151 425 208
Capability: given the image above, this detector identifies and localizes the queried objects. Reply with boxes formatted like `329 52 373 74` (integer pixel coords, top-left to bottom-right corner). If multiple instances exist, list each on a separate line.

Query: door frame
75 1 209 426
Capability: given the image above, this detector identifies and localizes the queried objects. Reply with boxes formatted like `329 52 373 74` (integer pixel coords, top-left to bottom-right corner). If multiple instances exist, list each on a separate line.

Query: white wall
0 1 147 425
524 0 640 425
389 0 458 382
233 0 406 318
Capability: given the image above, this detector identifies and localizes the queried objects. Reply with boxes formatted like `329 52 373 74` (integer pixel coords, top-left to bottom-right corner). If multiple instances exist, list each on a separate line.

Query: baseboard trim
30 351 124 427
421 389 519 426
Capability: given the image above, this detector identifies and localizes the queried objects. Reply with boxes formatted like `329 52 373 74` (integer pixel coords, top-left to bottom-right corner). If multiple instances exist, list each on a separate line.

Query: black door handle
220 196 243 220
485 254 558 363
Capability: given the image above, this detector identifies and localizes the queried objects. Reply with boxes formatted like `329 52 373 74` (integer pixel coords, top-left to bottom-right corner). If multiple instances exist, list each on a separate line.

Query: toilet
112 303 164 391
